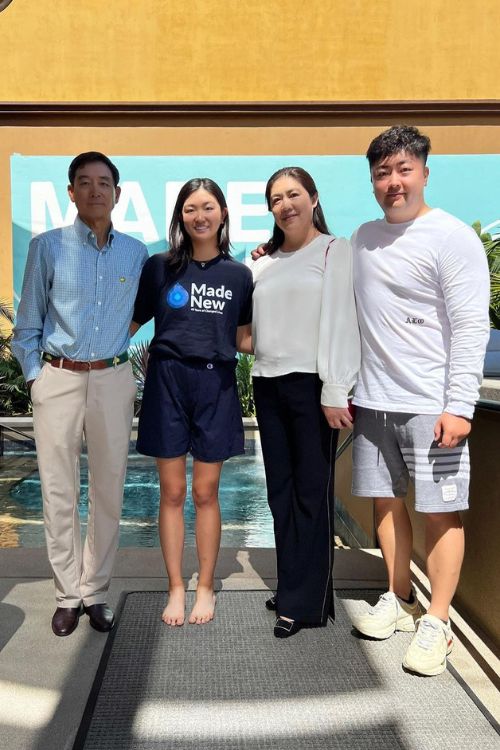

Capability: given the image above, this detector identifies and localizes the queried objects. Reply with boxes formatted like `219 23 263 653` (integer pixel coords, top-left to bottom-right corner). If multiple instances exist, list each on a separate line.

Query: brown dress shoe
84 603 115 632
51 606 83 637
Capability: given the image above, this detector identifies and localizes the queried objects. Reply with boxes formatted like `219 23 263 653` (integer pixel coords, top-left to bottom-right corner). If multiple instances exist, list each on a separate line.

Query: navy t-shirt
133 253 253 363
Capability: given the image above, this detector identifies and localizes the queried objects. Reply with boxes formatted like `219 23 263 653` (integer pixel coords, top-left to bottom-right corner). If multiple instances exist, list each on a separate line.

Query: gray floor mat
75 591 499 750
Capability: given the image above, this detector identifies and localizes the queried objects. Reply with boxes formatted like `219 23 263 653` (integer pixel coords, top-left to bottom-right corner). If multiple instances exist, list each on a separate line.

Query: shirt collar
191 254 223 270
74 215 115 248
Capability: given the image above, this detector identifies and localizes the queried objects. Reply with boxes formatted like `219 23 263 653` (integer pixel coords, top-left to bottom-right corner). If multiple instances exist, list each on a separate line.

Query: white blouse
251 234 360 407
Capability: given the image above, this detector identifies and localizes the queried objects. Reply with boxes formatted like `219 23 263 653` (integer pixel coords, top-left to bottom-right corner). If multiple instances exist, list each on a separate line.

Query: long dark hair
263 167 330 254
167 178 231 271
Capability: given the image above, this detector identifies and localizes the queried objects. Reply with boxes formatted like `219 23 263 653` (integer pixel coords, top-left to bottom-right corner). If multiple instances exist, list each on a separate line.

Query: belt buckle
86 360 92 371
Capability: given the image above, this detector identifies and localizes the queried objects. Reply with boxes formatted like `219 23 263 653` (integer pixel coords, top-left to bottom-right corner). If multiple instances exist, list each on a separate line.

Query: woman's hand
250 244 267 261
321 405 354 430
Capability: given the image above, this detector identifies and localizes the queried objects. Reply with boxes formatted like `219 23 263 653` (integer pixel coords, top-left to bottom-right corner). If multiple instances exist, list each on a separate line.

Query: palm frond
129 340 151 415
129 340 150 383
473 222 500 329
0 300 14 324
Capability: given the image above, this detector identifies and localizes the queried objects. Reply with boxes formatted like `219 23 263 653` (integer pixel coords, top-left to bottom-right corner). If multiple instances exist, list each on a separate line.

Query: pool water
5 444 275 548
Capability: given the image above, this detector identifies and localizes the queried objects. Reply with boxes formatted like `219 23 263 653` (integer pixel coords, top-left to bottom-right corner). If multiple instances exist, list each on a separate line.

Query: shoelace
369 592 396 615
413 618 444 651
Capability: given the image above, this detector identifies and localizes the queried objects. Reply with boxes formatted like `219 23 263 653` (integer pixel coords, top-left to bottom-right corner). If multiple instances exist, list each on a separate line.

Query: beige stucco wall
1 0 500 102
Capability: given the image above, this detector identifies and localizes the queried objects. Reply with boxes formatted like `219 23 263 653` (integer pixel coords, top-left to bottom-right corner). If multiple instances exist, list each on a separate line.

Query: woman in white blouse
250 167 360 637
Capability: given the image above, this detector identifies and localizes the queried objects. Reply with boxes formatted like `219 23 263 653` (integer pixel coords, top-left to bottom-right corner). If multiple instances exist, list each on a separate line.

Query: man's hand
250 244 267 261
322 405 354 430
433 413 471 448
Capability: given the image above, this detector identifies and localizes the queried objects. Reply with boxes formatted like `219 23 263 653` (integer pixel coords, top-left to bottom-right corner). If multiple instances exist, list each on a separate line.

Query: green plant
0 354 31 415
0 300 14 356
129 339 150 416
473 221 500 329
236 353 255 417
0 300 31 415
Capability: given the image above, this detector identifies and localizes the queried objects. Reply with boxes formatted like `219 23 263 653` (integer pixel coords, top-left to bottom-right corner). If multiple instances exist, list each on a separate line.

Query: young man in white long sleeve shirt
350 126 491 676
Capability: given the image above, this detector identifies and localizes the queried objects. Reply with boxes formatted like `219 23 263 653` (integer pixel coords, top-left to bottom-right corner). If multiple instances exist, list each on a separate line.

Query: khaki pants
31 361 136 607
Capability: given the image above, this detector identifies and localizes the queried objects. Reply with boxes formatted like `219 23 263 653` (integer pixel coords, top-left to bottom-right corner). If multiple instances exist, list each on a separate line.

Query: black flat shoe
265 595 277 611
274 616 301 638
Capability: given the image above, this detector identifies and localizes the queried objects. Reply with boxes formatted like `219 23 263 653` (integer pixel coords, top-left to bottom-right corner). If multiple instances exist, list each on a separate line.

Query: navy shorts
136 357 244 462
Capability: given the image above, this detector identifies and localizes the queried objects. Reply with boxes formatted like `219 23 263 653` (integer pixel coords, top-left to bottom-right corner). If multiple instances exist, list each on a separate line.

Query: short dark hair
168 178 231 271
263 166 330 254
366 125 431 169
68 151 120 187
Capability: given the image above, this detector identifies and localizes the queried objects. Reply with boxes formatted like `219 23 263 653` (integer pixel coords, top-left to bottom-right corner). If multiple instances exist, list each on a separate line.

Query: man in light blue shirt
13 152 148 637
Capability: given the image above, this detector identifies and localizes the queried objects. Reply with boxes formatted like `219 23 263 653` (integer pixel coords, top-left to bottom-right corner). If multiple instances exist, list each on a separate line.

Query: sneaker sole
402 655 447 676
352 614 418 640
402 637 453 676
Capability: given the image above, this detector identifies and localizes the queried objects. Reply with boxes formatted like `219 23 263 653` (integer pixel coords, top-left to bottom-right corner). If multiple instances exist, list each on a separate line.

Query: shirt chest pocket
114 271 141 295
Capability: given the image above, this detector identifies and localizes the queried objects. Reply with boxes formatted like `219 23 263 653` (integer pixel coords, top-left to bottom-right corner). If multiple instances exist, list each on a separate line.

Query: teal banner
11 153 500 308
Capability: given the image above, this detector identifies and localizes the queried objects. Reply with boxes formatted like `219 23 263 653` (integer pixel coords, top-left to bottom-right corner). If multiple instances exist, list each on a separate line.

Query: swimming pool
4 442 275 548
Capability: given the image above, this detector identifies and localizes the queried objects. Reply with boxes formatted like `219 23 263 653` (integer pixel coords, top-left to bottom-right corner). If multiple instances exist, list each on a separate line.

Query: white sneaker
403 613 454 676
351 587 423 639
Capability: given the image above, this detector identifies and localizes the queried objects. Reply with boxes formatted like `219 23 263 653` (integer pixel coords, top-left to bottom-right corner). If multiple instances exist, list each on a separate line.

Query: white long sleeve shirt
352 209 491 418
251 234 361 407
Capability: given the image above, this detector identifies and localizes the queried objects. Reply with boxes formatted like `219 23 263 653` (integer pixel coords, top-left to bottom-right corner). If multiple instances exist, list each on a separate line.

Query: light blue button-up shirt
12 216 149 381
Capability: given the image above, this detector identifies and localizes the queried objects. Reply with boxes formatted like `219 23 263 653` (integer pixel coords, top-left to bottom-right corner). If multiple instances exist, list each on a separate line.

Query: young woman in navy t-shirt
131 178 253 627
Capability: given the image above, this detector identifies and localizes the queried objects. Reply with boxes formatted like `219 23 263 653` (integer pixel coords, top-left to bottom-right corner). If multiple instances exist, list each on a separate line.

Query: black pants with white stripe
253 373 338 625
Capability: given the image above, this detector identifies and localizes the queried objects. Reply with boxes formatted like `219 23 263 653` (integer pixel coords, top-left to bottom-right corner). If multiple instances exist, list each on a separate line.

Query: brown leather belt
42 351 129 371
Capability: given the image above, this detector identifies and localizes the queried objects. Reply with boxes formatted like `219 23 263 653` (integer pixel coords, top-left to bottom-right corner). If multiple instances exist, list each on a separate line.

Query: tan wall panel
1 1 500 102
408 409 500 647
458 410 500 646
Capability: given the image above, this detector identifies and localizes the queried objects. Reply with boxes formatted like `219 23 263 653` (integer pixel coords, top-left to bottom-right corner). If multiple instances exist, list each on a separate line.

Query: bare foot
162 587 185 626
188 586 216 624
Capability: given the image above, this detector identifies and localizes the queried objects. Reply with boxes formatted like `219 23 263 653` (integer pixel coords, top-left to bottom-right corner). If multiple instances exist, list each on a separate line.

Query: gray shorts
352 408 470 513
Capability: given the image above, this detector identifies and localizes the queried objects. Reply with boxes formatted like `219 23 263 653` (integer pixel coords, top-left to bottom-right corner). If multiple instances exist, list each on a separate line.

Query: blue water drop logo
167 283 189 309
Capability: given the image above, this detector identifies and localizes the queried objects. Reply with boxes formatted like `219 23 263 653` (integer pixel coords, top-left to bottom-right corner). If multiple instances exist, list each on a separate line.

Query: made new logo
166 282 233 314
191 282 232 314
167 283 190 309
